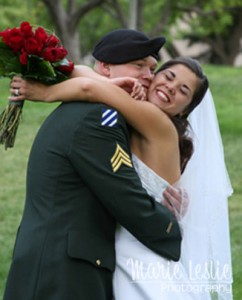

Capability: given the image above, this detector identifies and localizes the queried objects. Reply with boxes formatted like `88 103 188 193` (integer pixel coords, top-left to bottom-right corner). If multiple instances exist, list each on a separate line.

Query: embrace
4 29 233 300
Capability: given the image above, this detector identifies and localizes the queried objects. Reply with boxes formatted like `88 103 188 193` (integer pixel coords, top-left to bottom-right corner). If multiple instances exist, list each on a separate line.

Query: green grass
0 90 58 298
0 65 242 299
203 65 242 299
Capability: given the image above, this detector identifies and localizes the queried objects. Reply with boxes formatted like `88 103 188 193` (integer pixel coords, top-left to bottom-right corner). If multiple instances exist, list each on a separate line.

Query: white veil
179 89 233 299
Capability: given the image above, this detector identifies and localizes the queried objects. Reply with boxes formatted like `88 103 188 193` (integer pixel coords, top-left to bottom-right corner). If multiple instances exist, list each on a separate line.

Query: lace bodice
132 154 169 203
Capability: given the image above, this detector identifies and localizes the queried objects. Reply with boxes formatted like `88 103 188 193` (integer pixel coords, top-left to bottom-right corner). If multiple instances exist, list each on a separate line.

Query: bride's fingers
9 87 25 100
131 82 139 95
10 79 22 87
131 82 146 100
8 95 25 101
10 84 21 91
10 77 22 85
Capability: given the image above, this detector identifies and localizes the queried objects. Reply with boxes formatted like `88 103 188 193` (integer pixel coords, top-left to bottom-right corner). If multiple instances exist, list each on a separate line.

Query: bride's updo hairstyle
156 57 209 173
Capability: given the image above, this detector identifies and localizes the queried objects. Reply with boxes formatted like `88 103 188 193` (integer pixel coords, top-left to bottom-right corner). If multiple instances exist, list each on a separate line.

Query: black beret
92 29 166 64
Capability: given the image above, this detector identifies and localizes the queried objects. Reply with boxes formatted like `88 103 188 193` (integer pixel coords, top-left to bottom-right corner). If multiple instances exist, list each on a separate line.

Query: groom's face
101 56 158 94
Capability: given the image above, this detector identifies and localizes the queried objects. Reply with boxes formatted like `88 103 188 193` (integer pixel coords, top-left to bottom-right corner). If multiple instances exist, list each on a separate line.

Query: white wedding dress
113 154 197 300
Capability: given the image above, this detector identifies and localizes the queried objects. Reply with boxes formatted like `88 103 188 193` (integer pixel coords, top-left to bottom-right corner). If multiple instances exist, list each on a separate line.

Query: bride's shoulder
145 103 178 139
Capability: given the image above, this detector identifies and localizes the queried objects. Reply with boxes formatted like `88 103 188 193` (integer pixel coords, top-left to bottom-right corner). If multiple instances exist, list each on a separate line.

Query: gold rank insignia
111 144 133 172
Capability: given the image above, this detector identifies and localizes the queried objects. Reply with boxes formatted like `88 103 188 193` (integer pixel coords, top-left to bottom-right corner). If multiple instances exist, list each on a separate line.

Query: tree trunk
129 0 138 29
165 42 181 58
202 10 242 65
224 11 242 65
42 0 105 63
129 0 145 31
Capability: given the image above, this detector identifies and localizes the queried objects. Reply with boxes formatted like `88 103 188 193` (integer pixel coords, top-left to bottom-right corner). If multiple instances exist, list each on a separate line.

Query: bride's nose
165 83 176 95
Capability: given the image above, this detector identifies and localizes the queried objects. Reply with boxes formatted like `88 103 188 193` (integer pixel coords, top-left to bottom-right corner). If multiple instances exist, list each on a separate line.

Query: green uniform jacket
4 102 181 300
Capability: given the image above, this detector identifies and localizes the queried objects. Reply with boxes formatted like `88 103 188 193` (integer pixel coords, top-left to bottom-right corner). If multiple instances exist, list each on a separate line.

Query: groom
4 29 182 300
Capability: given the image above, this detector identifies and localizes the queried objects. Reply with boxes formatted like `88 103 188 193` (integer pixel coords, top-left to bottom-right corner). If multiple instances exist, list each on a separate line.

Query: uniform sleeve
69 105 182 261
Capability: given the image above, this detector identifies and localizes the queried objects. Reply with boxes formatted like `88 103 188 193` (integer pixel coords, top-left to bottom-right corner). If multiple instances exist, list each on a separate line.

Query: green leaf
0 42 22 77
24 56 57 83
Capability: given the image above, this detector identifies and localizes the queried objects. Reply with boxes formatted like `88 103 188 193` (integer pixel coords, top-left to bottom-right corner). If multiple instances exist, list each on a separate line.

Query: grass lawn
0 65 242 299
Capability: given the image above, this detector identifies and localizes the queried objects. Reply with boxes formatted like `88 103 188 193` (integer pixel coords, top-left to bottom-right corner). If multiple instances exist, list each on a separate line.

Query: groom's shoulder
55 102 126 124
43 102 127 134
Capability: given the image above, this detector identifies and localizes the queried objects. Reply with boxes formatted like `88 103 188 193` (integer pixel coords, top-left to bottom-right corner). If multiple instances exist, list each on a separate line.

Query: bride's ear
179 107 190 119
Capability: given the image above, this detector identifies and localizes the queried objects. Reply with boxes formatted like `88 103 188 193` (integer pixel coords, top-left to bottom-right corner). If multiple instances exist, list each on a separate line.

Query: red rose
45 34 60 48
0 28 24 53
24 37 42 55
41 48 57 61
0 28 10 41
20 22 33 38
20 49 28 65
34 27 48 47
55 46 68 60
57 60 74 73
42 47 68 62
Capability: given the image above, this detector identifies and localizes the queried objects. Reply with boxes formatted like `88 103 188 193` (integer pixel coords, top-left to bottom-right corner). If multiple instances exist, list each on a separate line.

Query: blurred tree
100 0 242 65
173 0 242 65
0 0 54 33
42 0 105 63
0 0 241 65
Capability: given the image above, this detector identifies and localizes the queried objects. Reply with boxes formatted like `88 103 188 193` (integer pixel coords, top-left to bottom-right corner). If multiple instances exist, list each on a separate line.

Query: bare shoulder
140 101 178 141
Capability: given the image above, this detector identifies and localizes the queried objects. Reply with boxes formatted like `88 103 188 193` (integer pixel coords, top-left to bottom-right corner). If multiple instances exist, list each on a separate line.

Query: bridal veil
179 89 233 299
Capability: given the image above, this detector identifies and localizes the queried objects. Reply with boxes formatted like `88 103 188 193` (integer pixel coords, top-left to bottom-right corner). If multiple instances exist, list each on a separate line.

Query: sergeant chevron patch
111 144 133 172
101 108 118 127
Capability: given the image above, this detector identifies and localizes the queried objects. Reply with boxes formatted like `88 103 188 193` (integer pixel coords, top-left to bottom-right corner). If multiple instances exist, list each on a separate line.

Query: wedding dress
113 90 233 300
113 154 210 300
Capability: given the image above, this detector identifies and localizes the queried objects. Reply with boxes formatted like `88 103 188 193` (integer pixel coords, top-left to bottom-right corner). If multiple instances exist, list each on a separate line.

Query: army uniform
3 101 181 300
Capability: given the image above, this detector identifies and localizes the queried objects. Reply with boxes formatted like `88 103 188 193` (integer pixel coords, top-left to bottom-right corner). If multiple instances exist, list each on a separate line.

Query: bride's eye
165 71 173 81
180 86 189 96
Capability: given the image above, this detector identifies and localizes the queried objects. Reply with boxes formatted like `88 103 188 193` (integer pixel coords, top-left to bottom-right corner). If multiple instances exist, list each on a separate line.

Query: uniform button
96 259 101 266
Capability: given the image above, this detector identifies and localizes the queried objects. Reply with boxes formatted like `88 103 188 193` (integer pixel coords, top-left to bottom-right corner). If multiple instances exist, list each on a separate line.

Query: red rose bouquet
0 21 74 149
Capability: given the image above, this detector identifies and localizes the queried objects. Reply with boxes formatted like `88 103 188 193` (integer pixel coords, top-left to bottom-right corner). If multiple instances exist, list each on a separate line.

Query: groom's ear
98 62 111 77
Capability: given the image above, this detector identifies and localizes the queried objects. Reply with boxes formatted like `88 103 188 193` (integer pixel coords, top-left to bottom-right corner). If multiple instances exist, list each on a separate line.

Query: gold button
96 259 101 266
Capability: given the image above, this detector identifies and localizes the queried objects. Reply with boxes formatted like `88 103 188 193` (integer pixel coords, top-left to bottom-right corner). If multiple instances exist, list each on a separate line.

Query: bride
10 57 233 299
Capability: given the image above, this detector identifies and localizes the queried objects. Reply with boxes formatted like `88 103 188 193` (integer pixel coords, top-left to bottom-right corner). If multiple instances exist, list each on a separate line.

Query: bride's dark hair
156 57 209 173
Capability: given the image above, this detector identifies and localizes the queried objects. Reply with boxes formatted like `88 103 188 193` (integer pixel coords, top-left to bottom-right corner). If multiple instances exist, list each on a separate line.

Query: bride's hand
109 77 146 101
9 76 49 102
131 81 146 101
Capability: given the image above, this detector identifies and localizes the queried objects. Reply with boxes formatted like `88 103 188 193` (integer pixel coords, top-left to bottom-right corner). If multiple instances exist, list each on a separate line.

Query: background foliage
0 0 241 64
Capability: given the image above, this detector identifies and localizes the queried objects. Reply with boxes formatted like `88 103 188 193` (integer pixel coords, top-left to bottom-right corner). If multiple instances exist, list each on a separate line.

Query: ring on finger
14 88 20 96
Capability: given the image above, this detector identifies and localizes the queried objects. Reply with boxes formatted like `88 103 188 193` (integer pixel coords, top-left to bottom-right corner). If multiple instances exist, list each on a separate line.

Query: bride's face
147 64 198 117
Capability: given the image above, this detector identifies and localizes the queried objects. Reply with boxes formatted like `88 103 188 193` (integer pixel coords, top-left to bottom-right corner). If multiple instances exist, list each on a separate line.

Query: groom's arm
69 104 182 261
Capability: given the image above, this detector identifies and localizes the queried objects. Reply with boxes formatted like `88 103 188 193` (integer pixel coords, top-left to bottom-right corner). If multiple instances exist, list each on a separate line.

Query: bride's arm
10 76 175 140
70 65 144 98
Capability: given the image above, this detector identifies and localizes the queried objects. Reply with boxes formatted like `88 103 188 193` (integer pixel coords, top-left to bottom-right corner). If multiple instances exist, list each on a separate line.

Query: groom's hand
163 186 189 220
